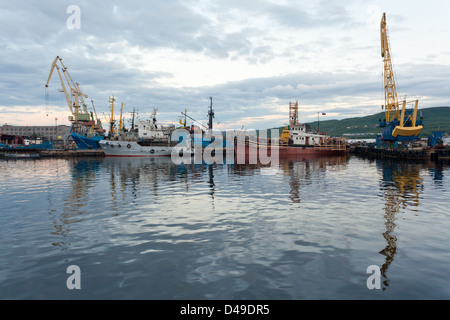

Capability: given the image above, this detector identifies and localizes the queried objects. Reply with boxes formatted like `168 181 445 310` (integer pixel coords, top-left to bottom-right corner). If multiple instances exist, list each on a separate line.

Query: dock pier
350 145 450 160
0 149 105 158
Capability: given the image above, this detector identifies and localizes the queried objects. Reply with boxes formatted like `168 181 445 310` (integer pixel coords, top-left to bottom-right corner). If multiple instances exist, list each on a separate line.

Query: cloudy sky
1 0 449 130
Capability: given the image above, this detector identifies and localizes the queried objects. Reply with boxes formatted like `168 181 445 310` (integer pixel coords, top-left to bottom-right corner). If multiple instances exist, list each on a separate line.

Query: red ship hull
234 143 348 162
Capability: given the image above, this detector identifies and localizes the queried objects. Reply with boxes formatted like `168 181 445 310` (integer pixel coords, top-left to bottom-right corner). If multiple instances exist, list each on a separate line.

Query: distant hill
271 106 450 139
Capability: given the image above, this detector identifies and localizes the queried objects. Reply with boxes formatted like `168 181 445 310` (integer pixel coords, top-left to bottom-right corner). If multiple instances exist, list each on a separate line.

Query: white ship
100 108 192 157
100 140 173 157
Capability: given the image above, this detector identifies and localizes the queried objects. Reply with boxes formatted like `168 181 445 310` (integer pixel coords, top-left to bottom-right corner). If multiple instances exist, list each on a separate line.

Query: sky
0 0 449 130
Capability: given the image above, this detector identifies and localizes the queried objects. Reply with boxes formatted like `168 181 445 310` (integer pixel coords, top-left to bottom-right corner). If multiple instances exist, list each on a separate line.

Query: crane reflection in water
377 158 425 289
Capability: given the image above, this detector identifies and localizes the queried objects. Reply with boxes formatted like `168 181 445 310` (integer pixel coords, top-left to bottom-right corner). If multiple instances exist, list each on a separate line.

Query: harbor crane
45 56 104 134
379 13 423 142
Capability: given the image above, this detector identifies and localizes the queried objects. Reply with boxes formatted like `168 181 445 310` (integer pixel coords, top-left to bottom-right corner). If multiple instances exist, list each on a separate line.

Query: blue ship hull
0 141 53 150
71 133 103 150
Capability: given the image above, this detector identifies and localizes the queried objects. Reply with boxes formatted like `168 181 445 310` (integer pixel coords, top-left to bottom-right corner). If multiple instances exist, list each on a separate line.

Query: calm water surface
0 155 449 299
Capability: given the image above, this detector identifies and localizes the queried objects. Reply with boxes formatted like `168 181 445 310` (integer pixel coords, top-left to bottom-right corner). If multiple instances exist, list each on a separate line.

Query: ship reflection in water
99 155 349 217
0 156 449 299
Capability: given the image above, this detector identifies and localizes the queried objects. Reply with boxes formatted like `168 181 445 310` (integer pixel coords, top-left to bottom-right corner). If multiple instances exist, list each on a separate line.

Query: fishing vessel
70 132 103 149
100 140 173 157
277 114 347 159
235 101 348 161
100 107 192 157
236 130 347 161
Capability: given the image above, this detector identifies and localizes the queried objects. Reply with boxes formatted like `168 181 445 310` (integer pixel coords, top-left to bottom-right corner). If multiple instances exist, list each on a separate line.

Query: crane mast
118 102 125 134
380 12 399 123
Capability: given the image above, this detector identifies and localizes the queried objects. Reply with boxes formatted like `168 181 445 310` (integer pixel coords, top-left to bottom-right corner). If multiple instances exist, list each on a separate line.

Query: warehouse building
1 125 71 140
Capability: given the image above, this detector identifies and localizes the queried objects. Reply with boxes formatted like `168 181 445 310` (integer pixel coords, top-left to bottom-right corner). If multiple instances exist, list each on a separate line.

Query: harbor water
1 155 450 299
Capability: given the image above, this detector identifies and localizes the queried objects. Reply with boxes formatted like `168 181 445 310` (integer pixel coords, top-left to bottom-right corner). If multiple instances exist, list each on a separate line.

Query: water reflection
51 154 350 253
280 156 348 204
50 159 102 248
49 155 442 291
428 160 448 190
60 156 351 228
3 154 450 299
377 158 424 289
208 165 215 207
228 156 349 205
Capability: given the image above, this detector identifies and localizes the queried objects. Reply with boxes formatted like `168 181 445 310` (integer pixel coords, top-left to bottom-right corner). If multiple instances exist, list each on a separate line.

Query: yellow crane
89 100 105 134
45 56 90 123
108 99 126 137
45 56 104 135
380 13 422 139
179 108 187 128
108 96 117 137
118 102 124 134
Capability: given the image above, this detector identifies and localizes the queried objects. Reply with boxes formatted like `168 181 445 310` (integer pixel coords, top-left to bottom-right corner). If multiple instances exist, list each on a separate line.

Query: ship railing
314 138 347 151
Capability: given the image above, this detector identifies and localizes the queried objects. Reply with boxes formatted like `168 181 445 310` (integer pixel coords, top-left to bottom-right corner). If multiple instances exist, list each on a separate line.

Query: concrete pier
1 148 105 158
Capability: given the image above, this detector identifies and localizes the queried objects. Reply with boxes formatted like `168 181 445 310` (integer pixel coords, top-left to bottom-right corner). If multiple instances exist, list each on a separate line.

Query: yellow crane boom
45 56 91 124
58 57 89 115
46 57 73 115
118 102 124 134
380 12 399 123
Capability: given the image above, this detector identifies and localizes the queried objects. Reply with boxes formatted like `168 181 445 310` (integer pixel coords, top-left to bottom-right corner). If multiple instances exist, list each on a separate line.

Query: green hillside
287 106 450 139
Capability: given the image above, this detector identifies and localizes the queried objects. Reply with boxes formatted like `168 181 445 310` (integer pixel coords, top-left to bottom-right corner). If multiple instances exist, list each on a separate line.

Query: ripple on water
1 157 450 299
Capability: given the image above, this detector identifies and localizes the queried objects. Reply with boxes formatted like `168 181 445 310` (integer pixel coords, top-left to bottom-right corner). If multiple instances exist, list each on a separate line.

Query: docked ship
100 108 192 157
100 140 173 157
277 107 348 159
235 101 348 161
71 132 103 150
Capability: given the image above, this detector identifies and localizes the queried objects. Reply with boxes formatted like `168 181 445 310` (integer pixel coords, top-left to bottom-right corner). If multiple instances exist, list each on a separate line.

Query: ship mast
109 96 116 137
208 97 214 130
289 101 299 126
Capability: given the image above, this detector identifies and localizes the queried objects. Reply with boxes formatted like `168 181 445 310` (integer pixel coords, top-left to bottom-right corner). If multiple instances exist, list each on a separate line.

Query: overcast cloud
0 0 449 129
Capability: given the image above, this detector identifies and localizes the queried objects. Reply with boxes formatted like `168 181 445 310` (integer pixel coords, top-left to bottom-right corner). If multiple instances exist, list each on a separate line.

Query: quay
350 145 450 161
40 149 105 158
0 148 105 158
